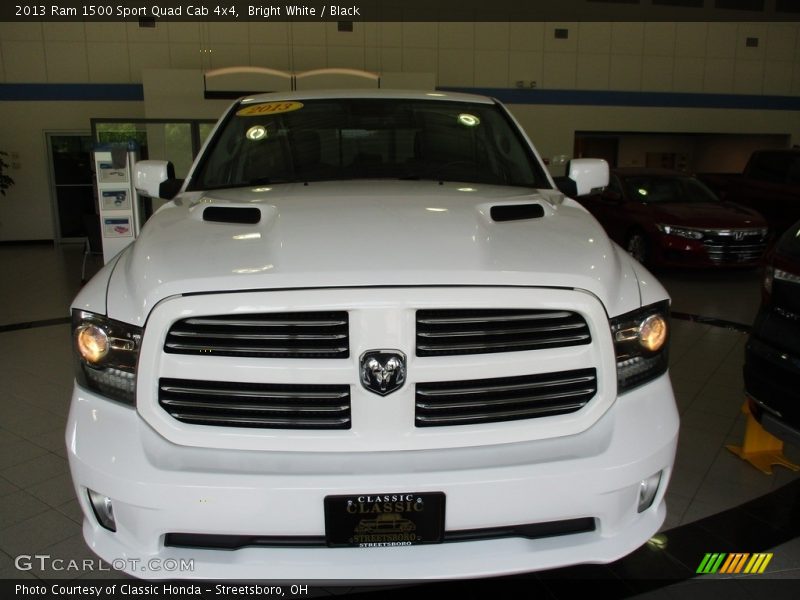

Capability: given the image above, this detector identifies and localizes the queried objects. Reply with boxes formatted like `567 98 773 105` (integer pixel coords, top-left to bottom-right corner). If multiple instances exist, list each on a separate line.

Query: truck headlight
610 301 670 393
72 310 142 405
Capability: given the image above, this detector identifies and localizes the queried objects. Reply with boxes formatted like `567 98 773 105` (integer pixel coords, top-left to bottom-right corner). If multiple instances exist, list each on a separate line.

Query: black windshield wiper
246 176 275 185
199 178 297 191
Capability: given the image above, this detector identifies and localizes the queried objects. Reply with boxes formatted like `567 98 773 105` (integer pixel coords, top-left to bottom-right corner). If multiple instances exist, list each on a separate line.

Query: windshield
623 175 719 204
188 98 549 190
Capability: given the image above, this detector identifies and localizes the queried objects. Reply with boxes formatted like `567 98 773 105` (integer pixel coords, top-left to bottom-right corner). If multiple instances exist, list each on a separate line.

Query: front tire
626 231 649 265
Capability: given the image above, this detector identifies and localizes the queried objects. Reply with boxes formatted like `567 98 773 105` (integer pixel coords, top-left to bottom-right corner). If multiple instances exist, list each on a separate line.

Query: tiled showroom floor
0 244 798 596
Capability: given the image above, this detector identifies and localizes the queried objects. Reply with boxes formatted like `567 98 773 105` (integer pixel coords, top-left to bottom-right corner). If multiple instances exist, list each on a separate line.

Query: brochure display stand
93 142 142 264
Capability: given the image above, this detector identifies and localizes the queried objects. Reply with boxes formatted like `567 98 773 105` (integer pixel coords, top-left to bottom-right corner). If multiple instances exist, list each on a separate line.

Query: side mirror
135 160 180 200
553 176 578 197
568 158 609 196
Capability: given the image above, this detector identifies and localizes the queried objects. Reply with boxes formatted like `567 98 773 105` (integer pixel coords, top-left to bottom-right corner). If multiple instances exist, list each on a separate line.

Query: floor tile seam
0 317 71 334
0 448 69 488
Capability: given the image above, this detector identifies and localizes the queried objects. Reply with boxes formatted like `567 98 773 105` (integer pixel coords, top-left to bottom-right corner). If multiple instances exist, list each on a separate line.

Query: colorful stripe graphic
696 553 773 574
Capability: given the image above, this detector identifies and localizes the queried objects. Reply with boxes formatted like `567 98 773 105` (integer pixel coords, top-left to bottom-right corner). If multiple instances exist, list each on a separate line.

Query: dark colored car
576 168 769 268
744 219 800 446
701 149 800 238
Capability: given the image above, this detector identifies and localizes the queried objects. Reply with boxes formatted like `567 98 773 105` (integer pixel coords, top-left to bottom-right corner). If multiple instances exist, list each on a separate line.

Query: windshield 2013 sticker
237 101 304 117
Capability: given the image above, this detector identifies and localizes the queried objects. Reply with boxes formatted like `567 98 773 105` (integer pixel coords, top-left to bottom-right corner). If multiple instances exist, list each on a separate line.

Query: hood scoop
203 206 261 224
490 203 546 222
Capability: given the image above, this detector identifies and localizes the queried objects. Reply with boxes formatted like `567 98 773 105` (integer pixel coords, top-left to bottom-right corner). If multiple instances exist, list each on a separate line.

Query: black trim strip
164 517 596 550
671 311 751 333
445 87 800 111
0 316 71 334
0 239 53 246
0 83 144 101
165 534 326 549
443 517 595 542
204 90 276 100
3 83 800 109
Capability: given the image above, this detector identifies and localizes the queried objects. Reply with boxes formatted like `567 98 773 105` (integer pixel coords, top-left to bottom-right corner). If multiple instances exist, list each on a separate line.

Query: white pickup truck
67 90 678 580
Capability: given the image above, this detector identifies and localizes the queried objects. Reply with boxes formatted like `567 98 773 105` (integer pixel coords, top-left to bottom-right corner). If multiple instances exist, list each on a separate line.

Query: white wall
2 20 800 241
2 21 799 94
0 101 144 241
142 69 231 119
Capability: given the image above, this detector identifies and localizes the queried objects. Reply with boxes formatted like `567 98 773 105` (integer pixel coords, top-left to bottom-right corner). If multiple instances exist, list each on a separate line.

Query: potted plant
0 151 15 196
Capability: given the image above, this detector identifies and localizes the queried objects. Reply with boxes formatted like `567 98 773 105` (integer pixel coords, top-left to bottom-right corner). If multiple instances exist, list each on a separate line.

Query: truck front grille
158 378 351 429
416 309 591 357
164 311 349 359
415 368 597 427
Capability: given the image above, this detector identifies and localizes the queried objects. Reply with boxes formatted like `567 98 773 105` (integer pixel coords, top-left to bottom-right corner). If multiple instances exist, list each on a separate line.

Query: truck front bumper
66 374 678 580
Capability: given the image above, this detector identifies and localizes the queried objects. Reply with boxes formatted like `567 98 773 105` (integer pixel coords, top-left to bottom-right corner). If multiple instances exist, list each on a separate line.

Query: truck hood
106 181 647 325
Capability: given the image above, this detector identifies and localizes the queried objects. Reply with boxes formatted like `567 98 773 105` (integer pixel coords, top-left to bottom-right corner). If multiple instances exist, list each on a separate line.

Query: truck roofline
238 89 497 105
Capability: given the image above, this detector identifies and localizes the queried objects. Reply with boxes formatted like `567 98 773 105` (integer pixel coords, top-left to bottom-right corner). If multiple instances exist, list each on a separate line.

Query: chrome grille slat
167 413 351 428
416 403 588 425
417 333 591 353
417 311 573 325
160 385 348 400
159 378 351 430
708 255 762 261
417 322 587 338
160 400 350 413
164 311 349 359
415 368 597 427
416 309 591 357
705 248 766 253
416 374 597 397
704 243 766 250
164 342 349 355
169 331 347 341
183 318 347 327
416 388 597 410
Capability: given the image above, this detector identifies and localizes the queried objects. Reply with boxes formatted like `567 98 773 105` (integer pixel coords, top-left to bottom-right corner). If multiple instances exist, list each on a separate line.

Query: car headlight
763 265 774 299
655 224 703 240
610 301 670 393
72 310 142 405
774 267 800 285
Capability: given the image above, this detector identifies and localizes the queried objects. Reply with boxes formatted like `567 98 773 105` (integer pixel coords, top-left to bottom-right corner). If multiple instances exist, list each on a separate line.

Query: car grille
415 368 597 427
164 311 349 358
703 230 767 263
416 309 591 357
158 378 351 429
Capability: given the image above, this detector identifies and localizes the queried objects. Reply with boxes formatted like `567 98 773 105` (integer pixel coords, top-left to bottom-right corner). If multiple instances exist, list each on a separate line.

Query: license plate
324 492 445 547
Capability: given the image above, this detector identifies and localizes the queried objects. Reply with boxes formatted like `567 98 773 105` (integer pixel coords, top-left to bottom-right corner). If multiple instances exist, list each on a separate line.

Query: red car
576 168 769 268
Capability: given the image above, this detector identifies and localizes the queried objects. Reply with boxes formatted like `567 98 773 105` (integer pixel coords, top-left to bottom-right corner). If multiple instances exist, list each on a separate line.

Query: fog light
637 472 662 513
87 489 116 532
